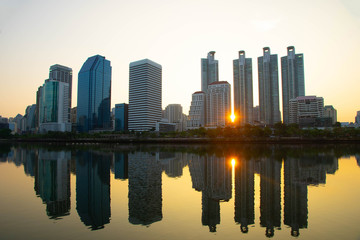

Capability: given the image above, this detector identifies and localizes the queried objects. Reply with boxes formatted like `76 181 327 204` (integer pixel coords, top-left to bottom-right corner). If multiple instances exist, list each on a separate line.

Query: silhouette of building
281 46 305 124
259 157 281 237
206 81 231 127
284 158 308 237
129 59 162 131
114 152 128 180
233 51 253 125
76 151 111 230
324 105 337 125
258 47 281 125
187 91 206 129
234 158 255 233
128 152 162 225
77 55 112 132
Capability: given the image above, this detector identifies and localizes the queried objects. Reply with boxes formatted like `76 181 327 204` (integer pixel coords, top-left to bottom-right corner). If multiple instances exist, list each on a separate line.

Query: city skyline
0 0 359 122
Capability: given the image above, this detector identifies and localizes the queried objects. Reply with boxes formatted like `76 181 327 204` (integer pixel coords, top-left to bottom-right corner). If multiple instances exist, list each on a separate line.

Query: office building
206 81 231 127
164 104 186 131
356 111 360 125
201 51 219 94
233 51 253 125
281 46 305 124
258 47 281 125
39 80 71 133
129 59 162 131
187 91 206 129
289 96 324 127
77 55 111 132
114 103 128 131
324 105 337 125
49 64 73 122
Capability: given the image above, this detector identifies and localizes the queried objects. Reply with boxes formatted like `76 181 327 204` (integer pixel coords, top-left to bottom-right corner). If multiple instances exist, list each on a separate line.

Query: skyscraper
187 91 206 129
324 105 337 125
201 51 219 94
281 46 305 124
129 59 162 131
258 47 281 125
39 80 71 133
114 103 128 131
77 55 111 132
206 81 231 127
49 64 73 122
233 51 253 125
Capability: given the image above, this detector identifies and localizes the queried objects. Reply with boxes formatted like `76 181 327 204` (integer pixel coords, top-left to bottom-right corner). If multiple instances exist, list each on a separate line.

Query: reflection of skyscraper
259 157 281 237
160 152 185 178
114 152 128 180
128 152 162 225
37 150 71 219
76 151 111 230
197 155 232 232
284 158 308 237
234 158 255 233
356 155 360 167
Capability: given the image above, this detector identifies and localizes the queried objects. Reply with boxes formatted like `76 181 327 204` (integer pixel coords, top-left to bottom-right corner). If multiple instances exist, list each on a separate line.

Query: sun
231 158 236 167
230 114 236 123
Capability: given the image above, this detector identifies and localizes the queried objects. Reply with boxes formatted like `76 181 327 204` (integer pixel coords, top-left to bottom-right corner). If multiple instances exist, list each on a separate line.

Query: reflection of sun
230 114 236 123
231 158 236 167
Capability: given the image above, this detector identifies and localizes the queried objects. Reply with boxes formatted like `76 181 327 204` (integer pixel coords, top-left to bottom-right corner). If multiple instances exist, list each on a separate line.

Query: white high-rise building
164 104 183 123
233 51 253 125
129 59 162 131
187 91 206 129
289 96 324 125
201 51 219 94
206 81 231 127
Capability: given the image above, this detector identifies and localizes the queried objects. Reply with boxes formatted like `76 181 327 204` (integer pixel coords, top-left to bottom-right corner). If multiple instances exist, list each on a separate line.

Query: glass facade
114 103 128 131
40 81 59 123
77 55 111 132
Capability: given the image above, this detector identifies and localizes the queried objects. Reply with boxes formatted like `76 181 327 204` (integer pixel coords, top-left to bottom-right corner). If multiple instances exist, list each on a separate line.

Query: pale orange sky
0 0 359 122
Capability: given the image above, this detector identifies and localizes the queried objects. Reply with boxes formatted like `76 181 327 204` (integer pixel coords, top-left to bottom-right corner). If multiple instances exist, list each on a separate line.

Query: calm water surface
0 143 360 240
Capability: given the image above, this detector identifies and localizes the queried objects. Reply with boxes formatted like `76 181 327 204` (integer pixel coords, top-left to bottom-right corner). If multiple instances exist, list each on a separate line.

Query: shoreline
1 137 360 144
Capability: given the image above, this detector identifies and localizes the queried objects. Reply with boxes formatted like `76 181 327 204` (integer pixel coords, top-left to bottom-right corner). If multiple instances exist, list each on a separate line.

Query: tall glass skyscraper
281 46 305 124
77 55 111 132
233 51 253 125
129 59 162 131
201 51 219 94
39 80 71 132
258 47 281 125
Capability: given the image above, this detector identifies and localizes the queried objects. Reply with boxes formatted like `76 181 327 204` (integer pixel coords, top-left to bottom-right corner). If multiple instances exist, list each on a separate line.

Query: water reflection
76 150 111 230
1 144 360 237
128 152 162 225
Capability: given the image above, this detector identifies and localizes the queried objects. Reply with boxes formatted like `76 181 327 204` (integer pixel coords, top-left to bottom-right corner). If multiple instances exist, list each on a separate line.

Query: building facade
289 96 324 126
355 111 360 125
77 55 111 132
206 81 231 127
201 51 219 94
39 80 71 133
281 46 305 124
129 59 162 131
187 91 206 129
258 47 281 125
233 51 253 125
49 64 73 122
114 103 128 131
324 105 337 125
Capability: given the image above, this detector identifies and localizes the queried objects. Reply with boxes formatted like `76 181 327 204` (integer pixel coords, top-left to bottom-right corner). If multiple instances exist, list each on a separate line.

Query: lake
0 143 359 239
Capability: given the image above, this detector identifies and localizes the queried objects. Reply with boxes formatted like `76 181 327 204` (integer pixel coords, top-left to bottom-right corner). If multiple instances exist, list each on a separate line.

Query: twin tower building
188 46 305 128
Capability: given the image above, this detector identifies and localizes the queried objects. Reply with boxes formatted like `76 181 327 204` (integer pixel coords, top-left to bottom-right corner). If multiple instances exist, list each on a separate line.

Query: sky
0 0 359 122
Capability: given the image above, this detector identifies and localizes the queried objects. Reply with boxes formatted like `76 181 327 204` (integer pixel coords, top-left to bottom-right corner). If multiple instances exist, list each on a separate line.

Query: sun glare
230 114 236 123
231 158 236 167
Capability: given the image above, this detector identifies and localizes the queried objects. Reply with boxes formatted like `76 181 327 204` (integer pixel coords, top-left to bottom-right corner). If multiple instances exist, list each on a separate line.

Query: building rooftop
209 81 230 85
130 58 162 68
193 91 205 94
